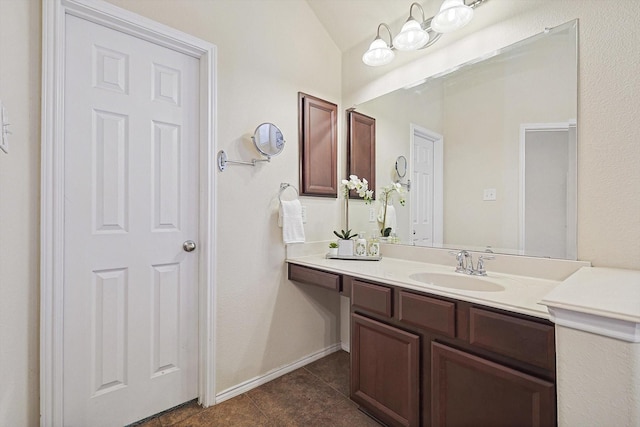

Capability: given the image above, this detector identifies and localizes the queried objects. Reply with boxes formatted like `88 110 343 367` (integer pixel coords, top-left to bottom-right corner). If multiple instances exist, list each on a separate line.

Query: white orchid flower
341 174 373 203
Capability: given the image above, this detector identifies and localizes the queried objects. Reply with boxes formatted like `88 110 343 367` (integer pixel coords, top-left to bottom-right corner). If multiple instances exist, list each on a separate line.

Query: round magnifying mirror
395 155 408 179
252 123 285 157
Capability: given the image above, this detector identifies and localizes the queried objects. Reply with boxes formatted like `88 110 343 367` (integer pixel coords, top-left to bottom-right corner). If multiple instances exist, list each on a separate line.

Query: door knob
183 240 196 252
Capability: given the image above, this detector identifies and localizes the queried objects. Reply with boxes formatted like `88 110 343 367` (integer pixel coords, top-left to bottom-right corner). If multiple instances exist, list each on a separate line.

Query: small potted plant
328 242 339 256
333 229 357 256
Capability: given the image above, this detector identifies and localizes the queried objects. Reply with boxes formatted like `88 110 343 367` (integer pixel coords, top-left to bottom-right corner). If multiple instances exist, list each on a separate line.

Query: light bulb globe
431 0 474 33
362 38 395 66
393 19 429 51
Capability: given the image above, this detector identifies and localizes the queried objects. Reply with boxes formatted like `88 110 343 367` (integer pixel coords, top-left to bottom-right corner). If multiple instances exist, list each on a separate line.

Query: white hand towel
377 203 397 232
385 205 397 232
279 199 305 244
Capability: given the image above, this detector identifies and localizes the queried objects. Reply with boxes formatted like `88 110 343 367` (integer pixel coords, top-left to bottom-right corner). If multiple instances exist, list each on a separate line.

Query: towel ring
279 183 299 201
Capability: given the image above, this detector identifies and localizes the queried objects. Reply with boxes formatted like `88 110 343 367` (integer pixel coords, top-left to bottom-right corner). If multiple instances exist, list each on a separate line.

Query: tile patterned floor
133 351 381 427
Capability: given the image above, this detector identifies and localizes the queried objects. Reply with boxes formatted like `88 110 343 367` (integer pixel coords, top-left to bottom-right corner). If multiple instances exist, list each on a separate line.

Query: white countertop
287 254 562 319
541 267 640 342
287 242 640 341
542 267 640 323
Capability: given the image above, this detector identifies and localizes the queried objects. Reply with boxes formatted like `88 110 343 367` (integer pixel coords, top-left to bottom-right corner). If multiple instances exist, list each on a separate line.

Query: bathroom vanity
287 251 569 427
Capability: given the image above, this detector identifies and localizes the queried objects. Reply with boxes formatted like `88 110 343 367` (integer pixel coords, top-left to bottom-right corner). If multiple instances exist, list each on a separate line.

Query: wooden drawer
288 264 341 292
351 280 392 318
398 290 456 338
469 307 555 371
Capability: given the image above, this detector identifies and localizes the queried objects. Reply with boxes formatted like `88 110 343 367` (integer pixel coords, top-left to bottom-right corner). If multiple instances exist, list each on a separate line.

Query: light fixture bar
362 0 488 66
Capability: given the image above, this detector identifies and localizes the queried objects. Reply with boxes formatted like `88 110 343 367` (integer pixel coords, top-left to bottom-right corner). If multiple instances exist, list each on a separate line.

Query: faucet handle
474 255 495 276
449 250 466 273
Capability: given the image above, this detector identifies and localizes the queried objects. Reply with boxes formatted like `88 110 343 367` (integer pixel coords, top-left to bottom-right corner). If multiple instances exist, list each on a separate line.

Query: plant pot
328 247 338 256
337 239 354 256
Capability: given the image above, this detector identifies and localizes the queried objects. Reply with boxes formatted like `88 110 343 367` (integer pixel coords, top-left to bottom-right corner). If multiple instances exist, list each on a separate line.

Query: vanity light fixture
432 0 474 33
394 3 429 51
363 0 486 67
362 23 395 66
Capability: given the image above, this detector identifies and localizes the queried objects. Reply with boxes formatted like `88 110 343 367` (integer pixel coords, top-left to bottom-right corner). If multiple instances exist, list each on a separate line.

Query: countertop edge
544 305 640 343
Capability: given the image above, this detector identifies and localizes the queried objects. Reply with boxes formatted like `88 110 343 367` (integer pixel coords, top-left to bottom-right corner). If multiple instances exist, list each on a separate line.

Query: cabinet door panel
351 313 420 427
347 111 375 199
431 342 555 427
298 92 338 197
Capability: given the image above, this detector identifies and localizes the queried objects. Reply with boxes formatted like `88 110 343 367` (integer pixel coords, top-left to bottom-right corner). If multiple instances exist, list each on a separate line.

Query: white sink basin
409 272 505 292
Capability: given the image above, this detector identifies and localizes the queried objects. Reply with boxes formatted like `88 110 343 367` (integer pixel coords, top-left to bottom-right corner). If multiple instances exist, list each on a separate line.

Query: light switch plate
369 207 376 222
0 101 8 154
301 205 307 223
483 188 497 201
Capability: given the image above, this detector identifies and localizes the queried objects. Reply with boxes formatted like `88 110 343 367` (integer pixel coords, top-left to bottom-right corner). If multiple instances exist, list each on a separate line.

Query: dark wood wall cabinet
298 92 338 197
347 111 376 198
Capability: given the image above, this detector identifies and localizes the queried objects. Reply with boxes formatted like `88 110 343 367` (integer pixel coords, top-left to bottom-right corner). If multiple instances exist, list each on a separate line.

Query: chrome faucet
450 250 494 276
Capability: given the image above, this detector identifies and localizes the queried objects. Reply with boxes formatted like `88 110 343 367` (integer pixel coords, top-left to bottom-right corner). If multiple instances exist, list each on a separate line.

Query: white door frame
409 124 444 247
40 1 217 425
518 121 576 257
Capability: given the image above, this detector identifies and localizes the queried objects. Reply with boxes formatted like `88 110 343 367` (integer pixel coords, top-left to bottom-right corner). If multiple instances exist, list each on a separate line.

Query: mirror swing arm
394 155 411 191
217 122 285 171
396 179 411 192
217 150 272 171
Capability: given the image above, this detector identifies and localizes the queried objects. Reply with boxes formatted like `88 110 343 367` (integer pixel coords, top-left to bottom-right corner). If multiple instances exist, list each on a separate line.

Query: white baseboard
341 341 350 352
215 343 343 404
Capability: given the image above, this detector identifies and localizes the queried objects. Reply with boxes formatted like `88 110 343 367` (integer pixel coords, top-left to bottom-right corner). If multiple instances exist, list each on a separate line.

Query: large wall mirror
350 20 578 260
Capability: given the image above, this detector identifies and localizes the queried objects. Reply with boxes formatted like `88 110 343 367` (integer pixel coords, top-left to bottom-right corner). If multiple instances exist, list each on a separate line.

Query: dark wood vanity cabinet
348 279 556 427
288 263 557 427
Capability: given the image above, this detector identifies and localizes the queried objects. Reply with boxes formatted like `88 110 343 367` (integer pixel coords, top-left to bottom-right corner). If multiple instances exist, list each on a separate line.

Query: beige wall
344 0 640 269
0 0 41 425
556 326 640 425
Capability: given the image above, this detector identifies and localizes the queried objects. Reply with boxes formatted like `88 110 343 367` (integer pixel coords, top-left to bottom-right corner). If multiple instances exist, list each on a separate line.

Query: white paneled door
63 15 200 426
412 133 434 247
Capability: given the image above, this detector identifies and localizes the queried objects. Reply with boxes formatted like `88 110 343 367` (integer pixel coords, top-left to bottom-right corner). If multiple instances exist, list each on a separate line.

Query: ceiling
305 0 444 52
